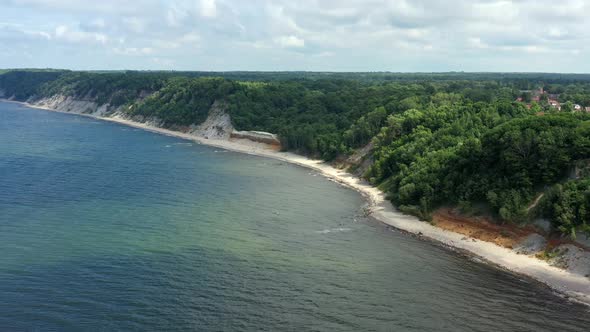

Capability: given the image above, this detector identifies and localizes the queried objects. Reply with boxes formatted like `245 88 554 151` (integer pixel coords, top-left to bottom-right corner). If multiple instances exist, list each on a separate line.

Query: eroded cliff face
30 95 110 116
340 142 374 176
188 101 234 140
27 95 282 148
188 101 281 146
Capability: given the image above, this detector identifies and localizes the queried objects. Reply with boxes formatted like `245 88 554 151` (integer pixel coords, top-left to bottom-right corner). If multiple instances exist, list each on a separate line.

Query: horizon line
3 68 590 75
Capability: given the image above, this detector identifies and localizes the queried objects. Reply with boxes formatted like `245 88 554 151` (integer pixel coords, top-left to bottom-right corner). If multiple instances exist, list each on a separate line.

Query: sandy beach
4 98 590 306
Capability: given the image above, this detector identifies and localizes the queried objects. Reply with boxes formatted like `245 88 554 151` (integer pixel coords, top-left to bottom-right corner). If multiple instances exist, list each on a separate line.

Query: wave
315 227 352 234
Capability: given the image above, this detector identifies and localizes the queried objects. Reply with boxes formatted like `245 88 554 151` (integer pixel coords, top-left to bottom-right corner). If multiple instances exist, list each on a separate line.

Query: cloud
200 0 217 18
54 25 108 44
1 0 160 14
152 32 200 50
166 4 188 27
0 23 52 42
275 35 305 48
123 17 146 34
112 47 153 56
151 56 174 67
79 18 106 32
0 0 589 71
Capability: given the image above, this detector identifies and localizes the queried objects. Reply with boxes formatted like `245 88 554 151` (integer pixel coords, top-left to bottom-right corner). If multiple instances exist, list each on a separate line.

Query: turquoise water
1 101 589 331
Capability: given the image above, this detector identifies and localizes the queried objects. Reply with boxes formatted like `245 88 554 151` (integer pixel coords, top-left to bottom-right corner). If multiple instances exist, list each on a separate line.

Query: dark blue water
1 102 589 331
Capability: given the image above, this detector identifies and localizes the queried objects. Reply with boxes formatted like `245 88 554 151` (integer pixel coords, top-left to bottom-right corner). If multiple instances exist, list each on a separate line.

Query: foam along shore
4 98 590 306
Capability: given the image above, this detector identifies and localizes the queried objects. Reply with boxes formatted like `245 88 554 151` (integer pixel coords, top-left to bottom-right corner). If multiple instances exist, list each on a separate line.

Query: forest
1 69 589 237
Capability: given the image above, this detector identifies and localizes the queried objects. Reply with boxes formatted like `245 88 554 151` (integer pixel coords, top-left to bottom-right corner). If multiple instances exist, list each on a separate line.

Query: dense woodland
1 69 590 237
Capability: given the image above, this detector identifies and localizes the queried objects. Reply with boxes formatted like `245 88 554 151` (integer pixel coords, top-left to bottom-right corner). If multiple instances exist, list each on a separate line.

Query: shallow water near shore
1 101 589 331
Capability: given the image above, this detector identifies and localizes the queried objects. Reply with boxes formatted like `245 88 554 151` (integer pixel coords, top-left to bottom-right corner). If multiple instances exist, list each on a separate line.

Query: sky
0 0 588 72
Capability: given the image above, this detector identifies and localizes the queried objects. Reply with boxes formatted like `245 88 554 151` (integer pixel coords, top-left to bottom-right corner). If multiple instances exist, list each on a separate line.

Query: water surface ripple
1 102 589 331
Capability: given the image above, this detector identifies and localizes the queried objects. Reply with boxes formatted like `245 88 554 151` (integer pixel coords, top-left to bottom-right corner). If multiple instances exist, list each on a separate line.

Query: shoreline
3 98 590 306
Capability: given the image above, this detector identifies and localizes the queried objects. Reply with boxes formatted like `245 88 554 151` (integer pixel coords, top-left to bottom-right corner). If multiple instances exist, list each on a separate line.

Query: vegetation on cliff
1 69 590 236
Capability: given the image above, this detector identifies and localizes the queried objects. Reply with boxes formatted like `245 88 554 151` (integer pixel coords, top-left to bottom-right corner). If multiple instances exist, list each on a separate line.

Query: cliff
26 94 282 149
230 131 281 147
3 93 590 305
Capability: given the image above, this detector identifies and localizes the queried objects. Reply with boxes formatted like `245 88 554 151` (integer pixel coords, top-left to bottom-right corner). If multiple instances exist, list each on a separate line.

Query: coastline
3 98 590 306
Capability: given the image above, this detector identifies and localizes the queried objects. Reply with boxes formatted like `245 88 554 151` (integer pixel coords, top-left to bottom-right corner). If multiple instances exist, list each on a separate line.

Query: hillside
1 69 590 240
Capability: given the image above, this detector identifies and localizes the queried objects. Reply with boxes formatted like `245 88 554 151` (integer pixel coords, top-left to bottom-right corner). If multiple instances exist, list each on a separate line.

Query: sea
1 101 589 331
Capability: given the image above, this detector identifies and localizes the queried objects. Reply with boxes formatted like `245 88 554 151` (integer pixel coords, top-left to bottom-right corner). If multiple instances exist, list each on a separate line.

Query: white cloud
166 5 187 27
123 17 146 34
54 25 108 44
2 0 159 14
151 57 175 68
1 0 590 71
24 29 51 40
313 51 334 57
0 23 52 43
275 35 305 48
200 0 217 18
112 47 154 56
152 32 200 49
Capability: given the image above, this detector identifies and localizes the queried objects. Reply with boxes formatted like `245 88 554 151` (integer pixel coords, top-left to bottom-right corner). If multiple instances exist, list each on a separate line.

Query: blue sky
0 0 588 72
